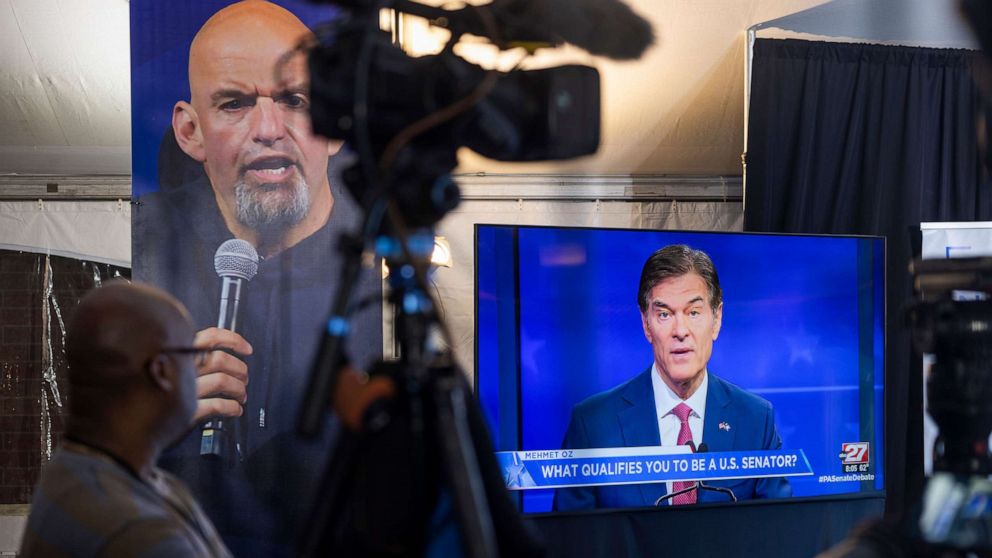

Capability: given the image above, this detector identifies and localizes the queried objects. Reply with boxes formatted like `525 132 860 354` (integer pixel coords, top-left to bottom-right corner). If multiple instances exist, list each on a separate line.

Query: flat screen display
475 225 885 513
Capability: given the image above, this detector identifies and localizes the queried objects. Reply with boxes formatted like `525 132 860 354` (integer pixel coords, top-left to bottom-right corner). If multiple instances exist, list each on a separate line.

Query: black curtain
745 38 992 518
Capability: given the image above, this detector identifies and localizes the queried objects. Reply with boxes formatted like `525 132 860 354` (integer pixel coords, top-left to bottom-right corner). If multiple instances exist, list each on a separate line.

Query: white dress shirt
651 363 708 499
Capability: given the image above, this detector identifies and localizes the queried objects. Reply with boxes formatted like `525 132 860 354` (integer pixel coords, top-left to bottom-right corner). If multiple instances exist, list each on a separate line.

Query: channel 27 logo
839 442 870 473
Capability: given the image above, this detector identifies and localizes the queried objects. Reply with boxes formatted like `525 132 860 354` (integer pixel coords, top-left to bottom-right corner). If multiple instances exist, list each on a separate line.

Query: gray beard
234 178 310 241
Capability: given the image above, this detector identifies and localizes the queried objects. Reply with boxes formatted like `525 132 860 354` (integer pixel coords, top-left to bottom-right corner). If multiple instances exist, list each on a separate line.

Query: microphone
654 442 737 505
332 0 655 61
200 239 259 458
654 482 698 506
655 440 699 506
695 443 738 503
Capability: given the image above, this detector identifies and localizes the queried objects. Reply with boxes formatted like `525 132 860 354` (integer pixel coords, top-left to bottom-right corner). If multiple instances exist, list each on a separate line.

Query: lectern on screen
475 225 885 513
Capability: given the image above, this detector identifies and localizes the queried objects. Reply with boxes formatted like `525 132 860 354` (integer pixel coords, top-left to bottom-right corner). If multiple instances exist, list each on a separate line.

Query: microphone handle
201 276 244 459
217 276 242 331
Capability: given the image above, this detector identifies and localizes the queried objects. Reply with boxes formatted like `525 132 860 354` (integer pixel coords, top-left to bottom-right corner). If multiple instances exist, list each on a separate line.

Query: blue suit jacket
553 369 791 511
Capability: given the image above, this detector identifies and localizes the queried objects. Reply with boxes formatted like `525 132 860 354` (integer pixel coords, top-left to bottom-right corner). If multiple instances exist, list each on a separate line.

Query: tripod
295 6 546 552
298 220 543 558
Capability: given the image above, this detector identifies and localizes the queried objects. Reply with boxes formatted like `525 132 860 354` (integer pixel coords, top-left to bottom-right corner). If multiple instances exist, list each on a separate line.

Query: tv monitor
475 225 885 513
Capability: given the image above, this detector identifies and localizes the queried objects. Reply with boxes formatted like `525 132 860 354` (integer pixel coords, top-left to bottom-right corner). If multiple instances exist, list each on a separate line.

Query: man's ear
147 354 177 393
712 302 723 340
172 101 206 162
640 311 652 342
327 139 344 158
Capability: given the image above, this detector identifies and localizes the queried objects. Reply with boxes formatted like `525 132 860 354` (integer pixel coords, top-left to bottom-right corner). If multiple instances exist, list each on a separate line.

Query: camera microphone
200 238 259 458
454 0 655 60
313 0 655 61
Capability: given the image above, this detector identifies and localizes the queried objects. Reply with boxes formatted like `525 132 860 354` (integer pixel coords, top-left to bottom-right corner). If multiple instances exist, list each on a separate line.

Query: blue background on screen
476 226 885 513
130 1 338 196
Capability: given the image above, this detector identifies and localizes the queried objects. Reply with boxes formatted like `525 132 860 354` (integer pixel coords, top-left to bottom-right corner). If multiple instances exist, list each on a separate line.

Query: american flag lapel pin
719 421 731 431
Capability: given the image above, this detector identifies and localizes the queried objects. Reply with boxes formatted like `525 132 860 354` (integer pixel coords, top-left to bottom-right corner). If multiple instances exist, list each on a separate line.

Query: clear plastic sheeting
430 198 743 377
0 250 129 505
40 255 65 460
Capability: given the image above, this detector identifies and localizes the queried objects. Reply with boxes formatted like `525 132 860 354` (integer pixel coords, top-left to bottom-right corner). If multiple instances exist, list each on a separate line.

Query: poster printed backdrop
476 226 886 513
129 3 384 555
130 0 338 197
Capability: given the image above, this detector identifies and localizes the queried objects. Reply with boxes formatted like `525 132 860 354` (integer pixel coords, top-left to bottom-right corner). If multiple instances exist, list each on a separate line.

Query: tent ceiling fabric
754 0 978 49
13 0 957 178
0 0 130 175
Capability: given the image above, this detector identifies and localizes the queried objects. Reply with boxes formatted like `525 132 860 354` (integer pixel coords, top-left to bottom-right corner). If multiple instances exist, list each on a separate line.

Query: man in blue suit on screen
553 244 791 510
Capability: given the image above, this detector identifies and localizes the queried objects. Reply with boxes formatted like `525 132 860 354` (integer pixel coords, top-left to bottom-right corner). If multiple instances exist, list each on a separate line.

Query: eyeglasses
159 347 212 367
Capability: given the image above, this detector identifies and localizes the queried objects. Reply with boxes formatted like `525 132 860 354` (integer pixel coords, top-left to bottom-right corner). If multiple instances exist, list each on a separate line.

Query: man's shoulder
31 449 172 519
572 368 652 418
709 373 774 414
22 450 187 554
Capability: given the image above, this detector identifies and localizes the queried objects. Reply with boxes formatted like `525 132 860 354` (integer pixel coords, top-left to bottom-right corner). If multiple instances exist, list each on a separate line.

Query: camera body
910 258 992 549
306 9 599 227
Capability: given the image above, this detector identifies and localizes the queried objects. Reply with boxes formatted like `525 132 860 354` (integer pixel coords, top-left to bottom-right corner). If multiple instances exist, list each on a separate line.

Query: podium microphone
200 238 259 458
696 443 738 502
654 442 738 505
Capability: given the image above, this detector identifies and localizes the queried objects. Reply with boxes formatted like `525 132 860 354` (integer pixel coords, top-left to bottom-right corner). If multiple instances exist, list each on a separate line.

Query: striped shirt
19 442 232 558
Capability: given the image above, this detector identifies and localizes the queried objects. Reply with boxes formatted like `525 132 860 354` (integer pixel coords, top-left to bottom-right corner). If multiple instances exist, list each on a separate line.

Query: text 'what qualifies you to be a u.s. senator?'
495 447 813 489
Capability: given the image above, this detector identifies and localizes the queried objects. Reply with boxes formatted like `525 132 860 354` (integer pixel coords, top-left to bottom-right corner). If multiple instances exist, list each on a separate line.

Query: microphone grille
214 239 259 281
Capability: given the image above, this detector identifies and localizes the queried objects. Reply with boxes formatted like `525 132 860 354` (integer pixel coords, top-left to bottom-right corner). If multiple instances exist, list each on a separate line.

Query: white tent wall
0 200 130 267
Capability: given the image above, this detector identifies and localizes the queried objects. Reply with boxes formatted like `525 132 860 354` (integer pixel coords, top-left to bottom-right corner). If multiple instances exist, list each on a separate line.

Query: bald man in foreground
132 2 382 555
19 282 231 558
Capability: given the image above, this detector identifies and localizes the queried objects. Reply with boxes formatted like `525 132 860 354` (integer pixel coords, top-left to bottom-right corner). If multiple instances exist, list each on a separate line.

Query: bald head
67 282 194 416
65 281 199 470
189 1 313 101
172 0 336 255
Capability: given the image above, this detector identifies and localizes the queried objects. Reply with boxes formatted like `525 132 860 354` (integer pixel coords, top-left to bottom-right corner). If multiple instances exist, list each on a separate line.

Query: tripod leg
298 428 359 558
434 377 499 558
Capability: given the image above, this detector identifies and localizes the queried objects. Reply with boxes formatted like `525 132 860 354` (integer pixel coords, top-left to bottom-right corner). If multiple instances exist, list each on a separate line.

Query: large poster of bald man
130 2 382 555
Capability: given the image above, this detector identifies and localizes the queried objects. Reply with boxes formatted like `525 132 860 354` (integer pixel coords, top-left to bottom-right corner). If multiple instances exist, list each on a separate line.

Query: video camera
302 0 651 228
910 258 992 551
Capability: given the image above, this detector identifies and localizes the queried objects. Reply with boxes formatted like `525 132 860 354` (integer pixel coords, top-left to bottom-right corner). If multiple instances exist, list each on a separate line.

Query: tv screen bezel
472 223 888 514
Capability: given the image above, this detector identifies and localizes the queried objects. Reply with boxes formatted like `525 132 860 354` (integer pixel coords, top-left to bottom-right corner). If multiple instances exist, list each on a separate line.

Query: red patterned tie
671 402 696 505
